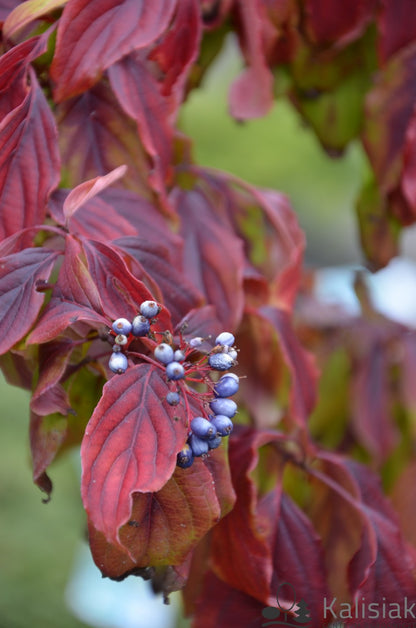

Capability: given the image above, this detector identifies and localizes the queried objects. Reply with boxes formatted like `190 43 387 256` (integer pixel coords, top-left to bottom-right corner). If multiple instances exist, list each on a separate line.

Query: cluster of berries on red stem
107 303 240 468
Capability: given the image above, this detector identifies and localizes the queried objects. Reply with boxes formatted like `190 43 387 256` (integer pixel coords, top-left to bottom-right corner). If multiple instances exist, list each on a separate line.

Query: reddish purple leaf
3 0 69 39
30 410 67 499
238 307 318 428
0 66 60 242
51 0 177 102
56 81 152 197
88 446 235 575
0 247 59 355
211 426 286 605
81 363 189 546
49 189 138 241
30 340 74 416
82 239 171 328
149 0 202 109
0 0 21 22
108 55 174 214
377 0 416 63
63 165 127 221
303 0 376 47
171 186 245 330
261 491 329 626
350 329 398 461
192 571 265 628
229 0 274 120
363 43 416 190
114 236 204 327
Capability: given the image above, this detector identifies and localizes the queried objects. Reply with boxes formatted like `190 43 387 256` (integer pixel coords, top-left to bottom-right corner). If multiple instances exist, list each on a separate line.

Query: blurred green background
0 34 371 628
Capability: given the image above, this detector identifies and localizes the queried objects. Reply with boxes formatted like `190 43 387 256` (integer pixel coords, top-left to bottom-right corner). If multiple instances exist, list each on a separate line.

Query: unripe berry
154 343 174 364
114 333 128 345
211 414 233 436
214 374 239 397
188 433 209 457
208 352 234 371
215 331 235 347
177 444 194 469
112 318 132 335
166 391 180 406
209 398 237 418
190 416 216 440
109 352 128 374
139 300 160 319
166 361 185 380
131 315 151 337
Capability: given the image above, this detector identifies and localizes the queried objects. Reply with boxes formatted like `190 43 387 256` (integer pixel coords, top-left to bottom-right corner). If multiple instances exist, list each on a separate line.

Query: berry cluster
108 300 161 374
107 306 240 467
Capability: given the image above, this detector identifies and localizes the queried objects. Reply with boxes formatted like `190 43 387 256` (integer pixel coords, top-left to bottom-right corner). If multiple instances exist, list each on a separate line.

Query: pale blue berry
109 352 128 374
139 300 160 318
112 318 132 335
166 391 180 406
166 361 185 380
208 352 234 371
214 374 239 397
209 398 237 418
208 435 222 449
215 332 235 347
190 417 216 440
131 315 151 337
154 343 174 364
211 414 233 436
174 349 185 362
188 433 209 457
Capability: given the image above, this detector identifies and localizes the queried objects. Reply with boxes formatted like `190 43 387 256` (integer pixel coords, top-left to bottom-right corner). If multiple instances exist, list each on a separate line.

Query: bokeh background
1 34 416 628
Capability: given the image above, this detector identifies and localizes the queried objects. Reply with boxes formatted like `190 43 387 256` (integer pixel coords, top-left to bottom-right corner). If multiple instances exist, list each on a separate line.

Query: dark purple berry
208 435 222 449
214 374 239 397
188 433 209 457
109 352 128 374
208 352 234 371
177 444 194 468
215 331 235 347
166 391 180 406
211 414 233 436
209 398 237 418
190 416 216 440
112 318 132 335
154 343 174 364
166 361 185 380
131 315 151 337
139 300 160 318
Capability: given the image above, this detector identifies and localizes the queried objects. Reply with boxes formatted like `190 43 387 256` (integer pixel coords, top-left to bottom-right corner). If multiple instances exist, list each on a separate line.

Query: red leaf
303 0 376 47
350 330 398 461
57 235 103 312
193 571 265 628
238 307 318 428
63 165 127 221
377 0 416 63
30 340 74 416
211 426 286 605
262 491 329 624
363 43 416 190
30 410 67 499
0 66 60 241
56 81 152 197
51 0 177 102
3 0 69 40
108 55 174 214
88 447 235 576
0 247 59 355
114 236 204 327
149 0 202 108
81 363 189 546
50 189 138 241
171 186 245 330
229 0 274 120
82 239 170 326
